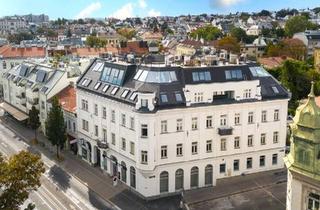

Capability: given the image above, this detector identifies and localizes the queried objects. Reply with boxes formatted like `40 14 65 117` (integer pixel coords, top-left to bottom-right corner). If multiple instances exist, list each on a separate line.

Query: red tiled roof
258 56 292 69
71 45 118 57
0 45 46 58
55 85 76 113
119 41 148 56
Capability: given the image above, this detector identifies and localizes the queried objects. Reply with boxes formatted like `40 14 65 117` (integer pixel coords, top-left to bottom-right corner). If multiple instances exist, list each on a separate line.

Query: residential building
76 58 289 199
241 37 267 59
314 48 320 72
284 83 320 210
293 30 320 56
0 16 28 34
1 62 75 133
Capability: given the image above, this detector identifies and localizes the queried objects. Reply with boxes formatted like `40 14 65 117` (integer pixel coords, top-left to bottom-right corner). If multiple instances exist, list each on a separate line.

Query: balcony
218 127 233 136
97 140 109 149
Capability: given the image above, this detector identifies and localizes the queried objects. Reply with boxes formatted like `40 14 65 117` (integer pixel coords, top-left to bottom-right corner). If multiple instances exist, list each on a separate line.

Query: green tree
85 36 107 48
0 151 45 210
230 27 247 42
66 28 72 38
46 97 66 159
117 28 136 40
285 15 318 37
190 25 222 41
28 106 40 142
266 38 307 60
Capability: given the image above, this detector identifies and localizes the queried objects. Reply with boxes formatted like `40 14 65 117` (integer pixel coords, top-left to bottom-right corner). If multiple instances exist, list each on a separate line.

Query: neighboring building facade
284 83 320 210
1 62 73 133
76 58 290 199
314 48 320 72
0 16 28 34
241 37 267 59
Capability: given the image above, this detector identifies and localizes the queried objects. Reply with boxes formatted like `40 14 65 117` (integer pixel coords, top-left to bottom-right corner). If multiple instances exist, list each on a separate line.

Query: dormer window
102 84 109 92
94 82 101 90
141 99 148 108
160 93 168 103
175 92 183 102
111 87 119 95
121 89 130 98
129 92 138 101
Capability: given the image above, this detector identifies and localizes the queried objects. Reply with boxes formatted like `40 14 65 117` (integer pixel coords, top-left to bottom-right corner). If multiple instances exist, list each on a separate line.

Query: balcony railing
97 140 109 149
218 127 233 136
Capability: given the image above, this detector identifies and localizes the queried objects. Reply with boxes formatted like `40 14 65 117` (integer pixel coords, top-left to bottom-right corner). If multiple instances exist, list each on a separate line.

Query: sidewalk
1 116 181 210
184 168 287 206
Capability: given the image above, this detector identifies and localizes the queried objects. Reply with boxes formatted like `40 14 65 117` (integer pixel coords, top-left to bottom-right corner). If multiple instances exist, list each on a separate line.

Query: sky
0 0 319 20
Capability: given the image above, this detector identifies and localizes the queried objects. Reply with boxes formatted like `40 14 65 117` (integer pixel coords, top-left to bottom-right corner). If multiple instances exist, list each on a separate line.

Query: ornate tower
284 82 320 210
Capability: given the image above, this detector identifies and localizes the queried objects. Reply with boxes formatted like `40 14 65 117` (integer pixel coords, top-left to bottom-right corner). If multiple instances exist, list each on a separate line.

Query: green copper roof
285 82 320 182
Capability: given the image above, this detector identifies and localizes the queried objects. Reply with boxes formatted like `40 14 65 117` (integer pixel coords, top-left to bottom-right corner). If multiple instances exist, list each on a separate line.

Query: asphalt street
0 118 112 210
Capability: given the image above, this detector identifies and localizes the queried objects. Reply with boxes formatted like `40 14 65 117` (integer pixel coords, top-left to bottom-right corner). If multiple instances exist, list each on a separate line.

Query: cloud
148 9 161 17
210 0 244 8
138 0 147 9
110 3 134 19
75 2 102 19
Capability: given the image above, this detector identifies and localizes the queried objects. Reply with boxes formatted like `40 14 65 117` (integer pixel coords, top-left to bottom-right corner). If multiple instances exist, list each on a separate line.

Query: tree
7 32 34 44
266 38 307 60
28 106 40 142
190 25 222 41
85 36 107 48
230 27 247 42
66 28 72 38
116 28 136 40
217 36 240 53
285 15 318 37
46 97 66 159
258 10 271 17
0 151 45 210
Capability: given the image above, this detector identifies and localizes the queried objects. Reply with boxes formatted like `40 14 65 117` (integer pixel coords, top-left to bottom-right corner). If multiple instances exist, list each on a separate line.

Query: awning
0 102 29 121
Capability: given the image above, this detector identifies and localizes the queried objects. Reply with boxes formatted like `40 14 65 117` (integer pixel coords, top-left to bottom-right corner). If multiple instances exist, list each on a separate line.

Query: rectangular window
233 159 239 171
192 117 198 130
234 113 240 125
102 129 107 141
94 125 99 136
261 133 266 145
141 99 148 107
194 92 204 102
274 109 279 121
161 120 168 133
102 107 107 119
161 146 167 159
248 112 254 124
130 117 135 130
206 116 213 128
273 132 279 143
220 163 226 173
261 111 267 122
121 138 126 151
141 124 148 137
248 135 253 147
94 104 98 116
272 154 278 165
111 110 115 123
247 157 252 169
221 139 226 151
111 133 116 145
192 142 198 154
260 155 265 167
121 114 126 126
176 144 183 156
130 142 135 155
220 115 227 126
206 140 212 153
176 119 183 131
82 119 89 132
234 137 240 149
141 151 148 164
81 99 88 111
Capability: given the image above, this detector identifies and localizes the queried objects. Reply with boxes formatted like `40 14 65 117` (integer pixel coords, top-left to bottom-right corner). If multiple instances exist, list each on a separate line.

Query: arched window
160 171 169 193
205 164 213 186
121 161 127 183
175 169 184 190
190 167 199 188
130 167 136 188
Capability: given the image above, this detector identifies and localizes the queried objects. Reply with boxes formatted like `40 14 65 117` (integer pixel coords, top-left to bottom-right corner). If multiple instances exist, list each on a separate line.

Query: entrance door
96 148 101 167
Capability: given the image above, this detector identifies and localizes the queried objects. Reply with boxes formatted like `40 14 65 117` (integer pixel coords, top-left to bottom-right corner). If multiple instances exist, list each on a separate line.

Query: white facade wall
77 86 288 198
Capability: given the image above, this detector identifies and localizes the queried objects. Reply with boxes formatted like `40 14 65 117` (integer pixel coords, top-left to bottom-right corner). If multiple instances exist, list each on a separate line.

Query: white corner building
76 58 290 199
